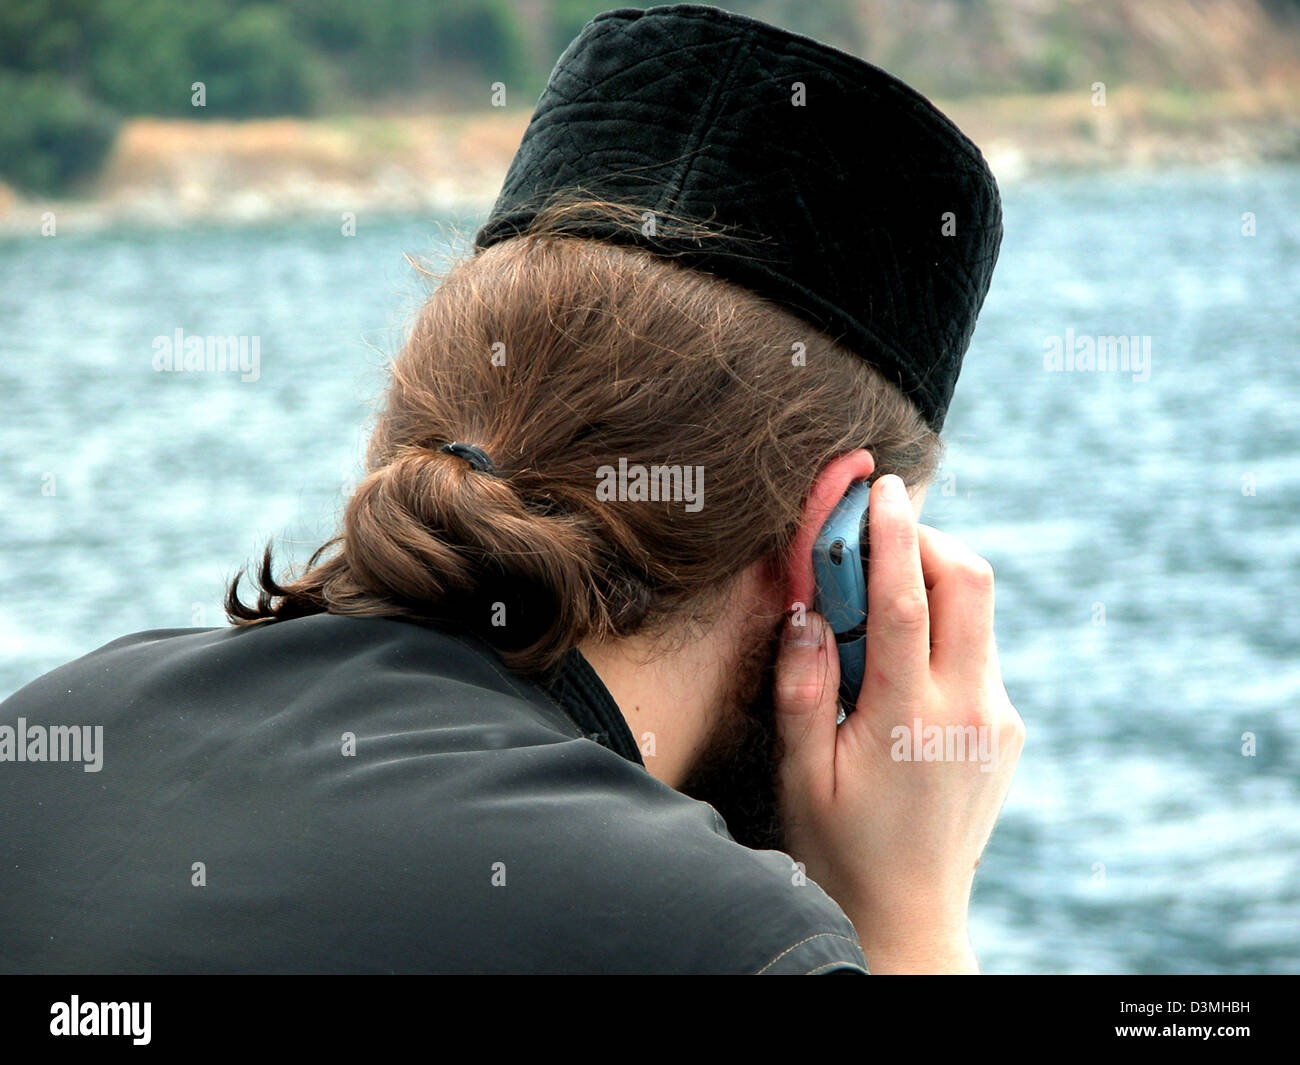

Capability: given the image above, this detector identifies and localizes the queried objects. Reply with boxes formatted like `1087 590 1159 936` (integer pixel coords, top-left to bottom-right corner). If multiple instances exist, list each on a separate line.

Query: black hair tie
439 442 497 476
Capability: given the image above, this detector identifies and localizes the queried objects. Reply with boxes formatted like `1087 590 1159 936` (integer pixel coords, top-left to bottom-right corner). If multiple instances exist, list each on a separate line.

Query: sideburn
677 615 788 853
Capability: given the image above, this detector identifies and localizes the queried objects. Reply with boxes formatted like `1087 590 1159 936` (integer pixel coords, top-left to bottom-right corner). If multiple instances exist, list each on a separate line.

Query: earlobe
784 448 876 612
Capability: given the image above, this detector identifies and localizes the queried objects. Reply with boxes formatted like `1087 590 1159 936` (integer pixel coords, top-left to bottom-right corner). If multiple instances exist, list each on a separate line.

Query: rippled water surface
2 166 1297 973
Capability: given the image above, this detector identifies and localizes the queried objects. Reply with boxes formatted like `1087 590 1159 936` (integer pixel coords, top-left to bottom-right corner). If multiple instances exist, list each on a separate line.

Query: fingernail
783 612 824 647
881 474 909 504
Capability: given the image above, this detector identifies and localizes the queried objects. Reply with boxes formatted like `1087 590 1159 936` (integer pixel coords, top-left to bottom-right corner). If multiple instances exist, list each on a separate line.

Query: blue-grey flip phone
812 478 871 723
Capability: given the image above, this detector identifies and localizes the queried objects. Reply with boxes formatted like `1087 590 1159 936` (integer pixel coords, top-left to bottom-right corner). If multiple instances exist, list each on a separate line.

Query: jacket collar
541 648 645 768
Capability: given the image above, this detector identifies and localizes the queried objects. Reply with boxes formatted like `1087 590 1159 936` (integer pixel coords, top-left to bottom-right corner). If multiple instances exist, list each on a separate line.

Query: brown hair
226 200 942 671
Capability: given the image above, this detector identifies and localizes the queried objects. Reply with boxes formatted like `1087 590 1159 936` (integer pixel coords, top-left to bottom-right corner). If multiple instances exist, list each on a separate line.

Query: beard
676 614 788 853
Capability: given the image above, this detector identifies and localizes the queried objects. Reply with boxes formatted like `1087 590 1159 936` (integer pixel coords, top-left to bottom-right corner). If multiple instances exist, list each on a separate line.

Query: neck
576 631 722 789
576 569 781 789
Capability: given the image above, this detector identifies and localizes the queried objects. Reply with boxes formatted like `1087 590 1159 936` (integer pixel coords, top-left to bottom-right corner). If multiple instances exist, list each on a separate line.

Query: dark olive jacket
0 613 868 974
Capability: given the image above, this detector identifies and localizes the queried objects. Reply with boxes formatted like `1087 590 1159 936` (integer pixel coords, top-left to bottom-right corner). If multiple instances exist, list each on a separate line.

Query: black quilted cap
474 3 1003 431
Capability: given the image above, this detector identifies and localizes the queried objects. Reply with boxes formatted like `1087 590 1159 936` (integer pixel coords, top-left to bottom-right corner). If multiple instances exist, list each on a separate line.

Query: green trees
84 1 321 117
0 70 117 192
4 0 1297 194
0 0 546 193
0 0 324 192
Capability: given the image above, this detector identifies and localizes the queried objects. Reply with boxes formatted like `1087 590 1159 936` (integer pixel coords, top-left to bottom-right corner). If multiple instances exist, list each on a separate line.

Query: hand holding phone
776 473 1026 973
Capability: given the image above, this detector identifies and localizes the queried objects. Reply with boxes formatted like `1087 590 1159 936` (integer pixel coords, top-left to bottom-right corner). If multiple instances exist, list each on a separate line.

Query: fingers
917 524 996 682
774 609 840 803
864 475 930 694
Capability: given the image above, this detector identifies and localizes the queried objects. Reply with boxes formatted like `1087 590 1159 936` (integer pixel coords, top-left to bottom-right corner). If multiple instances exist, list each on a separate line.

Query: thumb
774 609 839 801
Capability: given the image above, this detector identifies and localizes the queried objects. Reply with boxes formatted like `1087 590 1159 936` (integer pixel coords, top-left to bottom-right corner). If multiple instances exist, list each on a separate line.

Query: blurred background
1 0 1297 973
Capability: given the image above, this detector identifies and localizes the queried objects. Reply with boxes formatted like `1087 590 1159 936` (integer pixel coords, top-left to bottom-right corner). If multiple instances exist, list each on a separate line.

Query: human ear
781 448 876 614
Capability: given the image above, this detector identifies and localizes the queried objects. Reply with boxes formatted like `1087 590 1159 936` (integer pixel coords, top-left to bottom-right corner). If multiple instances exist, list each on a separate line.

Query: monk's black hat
475 4 1003 431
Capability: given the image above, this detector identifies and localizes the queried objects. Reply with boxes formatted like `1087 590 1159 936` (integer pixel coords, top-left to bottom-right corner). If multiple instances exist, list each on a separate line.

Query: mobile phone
812 478 871 724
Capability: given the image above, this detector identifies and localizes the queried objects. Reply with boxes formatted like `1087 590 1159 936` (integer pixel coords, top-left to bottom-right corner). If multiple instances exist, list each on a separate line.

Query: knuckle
957 555 996 592
959 701 993 730
884 591 928 630
877 503 916 543
890 521 918 552
1001 704 1026 745
775 676 826 710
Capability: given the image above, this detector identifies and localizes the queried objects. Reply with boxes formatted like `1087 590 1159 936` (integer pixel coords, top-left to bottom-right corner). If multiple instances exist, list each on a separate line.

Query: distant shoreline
3 83 1297 238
